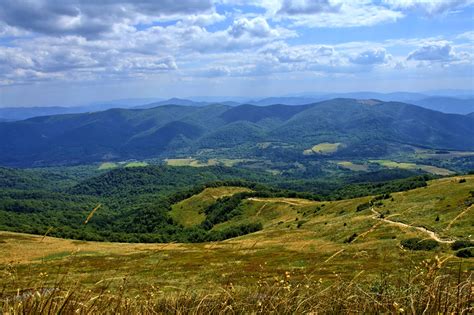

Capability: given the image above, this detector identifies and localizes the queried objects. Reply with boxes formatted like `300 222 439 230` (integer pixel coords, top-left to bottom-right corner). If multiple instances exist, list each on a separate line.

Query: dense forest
1 99 474 167
0 165 439 243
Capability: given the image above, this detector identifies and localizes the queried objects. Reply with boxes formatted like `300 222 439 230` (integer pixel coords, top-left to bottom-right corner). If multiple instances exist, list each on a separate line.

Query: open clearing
124 161 148 167
165 158 246 167
170 186 252 227
1 176 472 295
370 159 454 175
98 162 118 170
303 142 343 155
336 161 369 171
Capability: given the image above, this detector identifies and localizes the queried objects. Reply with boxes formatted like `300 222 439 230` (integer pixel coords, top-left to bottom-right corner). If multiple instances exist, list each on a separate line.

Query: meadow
1 175 472 313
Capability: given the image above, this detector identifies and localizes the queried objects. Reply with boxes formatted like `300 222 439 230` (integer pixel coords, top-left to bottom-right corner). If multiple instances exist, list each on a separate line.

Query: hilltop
1 98 474 167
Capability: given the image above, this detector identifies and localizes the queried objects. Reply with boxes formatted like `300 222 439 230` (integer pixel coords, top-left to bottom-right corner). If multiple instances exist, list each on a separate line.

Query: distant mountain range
1 98 473 167
1 92 473 121
0 98 162 121
409 97 474 115
248 93 474 114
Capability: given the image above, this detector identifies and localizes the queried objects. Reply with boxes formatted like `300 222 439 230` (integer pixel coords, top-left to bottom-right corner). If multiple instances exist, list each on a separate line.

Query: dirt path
248 197 315 206
371 208 455 244
446 204 473 230
256 203 267 216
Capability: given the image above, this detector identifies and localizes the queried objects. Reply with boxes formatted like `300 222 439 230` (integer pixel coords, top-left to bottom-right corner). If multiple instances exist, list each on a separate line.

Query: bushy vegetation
401 238 439 251
455 248 474 258
451 240 474 251
0 165 463 244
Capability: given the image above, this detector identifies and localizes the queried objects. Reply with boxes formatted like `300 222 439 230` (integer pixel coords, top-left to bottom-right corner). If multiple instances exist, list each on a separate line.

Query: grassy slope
169 186 252 227
0 175 472 294
371 159 454 176
337 161 369 171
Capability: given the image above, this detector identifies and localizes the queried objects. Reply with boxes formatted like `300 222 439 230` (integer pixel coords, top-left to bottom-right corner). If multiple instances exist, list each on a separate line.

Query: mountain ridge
1 98 473 167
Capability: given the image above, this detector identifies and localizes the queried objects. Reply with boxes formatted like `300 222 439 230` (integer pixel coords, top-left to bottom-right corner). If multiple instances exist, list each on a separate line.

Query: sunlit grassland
125 161 149 168
98 161 148 170
98 162 118 170
303 142 343 155
165 158 247 167
413 149 474 160
0 176 472 312
169 186 252 227
371 159 455 175
336 161 369 171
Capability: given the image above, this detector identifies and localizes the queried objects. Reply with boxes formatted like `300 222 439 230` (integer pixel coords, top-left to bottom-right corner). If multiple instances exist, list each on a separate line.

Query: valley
1 99 474 168
0 97 473 313
1 1 473 311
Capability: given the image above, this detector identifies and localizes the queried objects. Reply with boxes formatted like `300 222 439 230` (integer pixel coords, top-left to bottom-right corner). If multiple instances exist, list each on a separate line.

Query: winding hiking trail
370 208 455 244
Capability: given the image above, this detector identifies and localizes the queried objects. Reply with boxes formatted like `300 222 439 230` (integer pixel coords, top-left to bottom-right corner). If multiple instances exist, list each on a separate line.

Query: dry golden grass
0 175 473 313
0 231 186 264
1 253 471 314
170 186 252 227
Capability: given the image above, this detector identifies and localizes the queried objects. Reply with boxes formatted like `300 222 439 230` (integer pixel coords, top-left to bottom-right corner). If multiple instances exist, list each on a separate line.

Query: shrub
459 178 466 183
455 248 474 258
401 238 439 251
344 233 358 243
297 220 307 228
356 202 370 212
451 240 474 251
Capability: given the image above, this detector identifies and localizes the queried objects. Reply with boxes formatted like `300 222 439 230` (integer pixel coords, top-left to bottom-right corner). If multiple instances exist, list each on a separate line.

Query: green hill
0 174 472 311
1 99 474 167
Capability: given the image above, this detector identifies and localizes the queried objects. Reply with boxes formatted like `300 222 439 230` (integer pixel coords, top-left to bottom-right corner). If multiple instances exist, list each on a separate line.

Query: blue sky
0 0 473 107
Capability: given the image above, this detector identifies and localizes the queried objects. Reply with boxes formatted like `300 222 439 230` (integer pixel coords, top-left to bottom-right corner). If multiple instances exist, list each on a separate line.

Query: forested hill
1 98 474 166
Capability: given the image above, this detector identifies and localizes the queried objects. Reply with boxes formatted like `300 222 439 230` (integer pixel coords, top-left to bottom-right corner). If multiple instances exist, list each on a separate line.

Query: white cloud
456 30 474 41
277 0 341 15
0 0 472 92
350 48 390 65
229 17 277 38
0 0 215 38
382 0 474 16
280 1 404 28
407 42 455 61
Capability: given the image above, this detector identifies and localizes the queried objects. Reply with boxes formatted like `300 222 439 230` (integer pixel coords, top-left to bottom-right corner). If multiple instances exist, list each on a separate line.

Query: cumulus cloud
0 0 214 38
278 1 403 28
350 48 390 65
0 13 295 85
382 0 474 16
407 42 455 61
0 0 472 90
278 0 341 15
229 17 277 38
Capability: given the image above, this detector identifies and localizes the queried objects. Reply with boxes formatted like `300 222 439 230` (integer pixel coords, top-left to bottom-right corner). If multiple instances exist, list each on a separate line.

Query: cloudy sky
0 0 473 107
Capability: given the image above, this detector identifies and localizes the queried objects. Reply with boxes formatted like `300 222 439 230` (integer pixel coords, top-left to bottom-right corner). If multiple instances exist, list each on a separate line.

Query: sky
0 0 473 107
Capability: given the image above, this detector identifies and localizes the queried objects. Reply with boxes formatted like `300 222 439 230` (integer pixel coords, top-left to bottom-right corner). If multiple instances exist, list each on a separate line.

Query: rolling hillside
1 99 474 166
1 175 472 296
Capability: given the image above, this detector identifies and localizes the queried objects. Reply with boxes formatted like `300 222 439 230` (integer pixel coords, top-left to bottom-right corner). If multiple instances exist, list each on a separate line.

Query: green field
337 161 369 171
98 161 148 170
371 159 455 176
170 186 252 227
165 158 246 167
304 142 343 155
98 162 118 170
124 161 149 168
